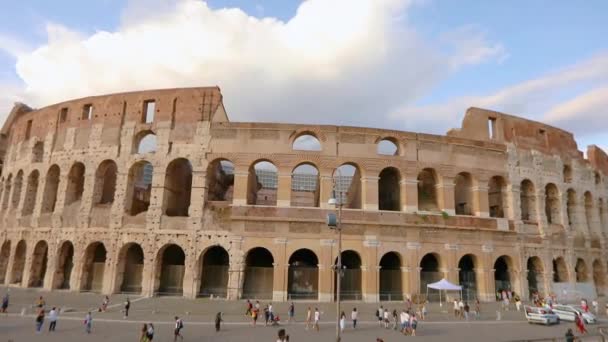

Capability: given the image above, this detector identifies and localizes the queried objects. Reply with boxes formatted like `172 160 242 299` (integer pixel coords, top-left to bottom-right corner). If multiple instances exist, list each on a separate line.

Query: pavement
1 286 607 341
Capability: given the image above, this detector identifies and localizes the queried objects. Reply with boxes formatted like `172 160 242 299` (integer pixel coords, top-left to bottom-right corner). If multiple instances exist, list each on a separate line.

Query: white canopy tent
426 278 463 307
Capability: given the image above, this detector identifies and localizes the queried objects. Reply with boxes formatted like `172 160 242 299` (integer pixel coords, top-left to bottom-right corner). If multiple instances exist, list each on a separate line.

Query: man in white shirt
351 308 358 329
48 307 58 332
400 310 409 332
268 303 274 322
458 299 465 319
453 299 460 317
313 308 320 331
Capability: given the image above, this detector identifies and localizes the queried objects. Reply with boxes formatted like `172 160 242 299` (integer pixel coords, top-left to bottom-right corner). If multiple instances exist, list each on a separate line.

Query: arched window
454 172 473 215
520 180 536 221
288 249 319 300
206 159 234 202
378 167 400 211
553 257 568 282
134 131 157 154
527 257 543 298
32 142 44 163
563 165 572 183
489 176 507 218
247 161 278 206
379 252 402 301
377 138 399 156
11 171 24 209
566 189 576 226
1 174 12 211
545 183 560 224
417 169 438 211
243 247 274 299
334 164 361 209
163 158 193 217
419 253 442 300
291 163 320 207
459 254 477 301
65 163 85 205
22 170 40 216
126 161 153 216
292 134 321 151
41 166 60 214
595 172 602 185
575 258 588 282
93 160 117 205
599 198 605 228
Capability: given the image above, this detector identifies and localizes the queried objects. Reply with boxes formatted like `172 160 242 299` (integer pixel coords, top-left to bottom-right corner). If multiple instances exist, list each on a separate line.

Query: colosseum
0 86 606 303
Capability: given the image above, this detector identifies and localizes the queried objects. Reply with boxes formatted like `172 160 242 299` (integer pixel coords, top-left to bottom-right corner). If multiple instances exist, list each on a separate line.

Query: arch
292 133 321 151
125 161 153 216
0 240 10 284
291 163 320 207
592 259 605 296
454 172 473 215
595 171 602 185
489 176 507 218
247 161 278 206
378 167 401 211
243 247 274 299
163 158 193 217
417 168 438 211
32 141 44 163
199 246 230 298
52 241 74 289
22 170 40 216
156 244 186 295
494 255 512 293
552 257 568 283
520 180 536 221
545 183 560 224
377 138 399 156
134 130 157 154
93 160 117 205
41 165 60 213
334 163 362 209
206 159 234 202
287 248 319 300
599 198 605 228
379 252 402 301
458 254 477 301
420 253 442 300
575 258 588 282
10 240 26 285
116 243 144 294
526 256 544 299
335 250 362 301
65 162 85 205
563 164 572 183
584 191 593 231
566 189 577 226
10 170 24 209
28 240 48 288
1 174 12 210
80 242 107 292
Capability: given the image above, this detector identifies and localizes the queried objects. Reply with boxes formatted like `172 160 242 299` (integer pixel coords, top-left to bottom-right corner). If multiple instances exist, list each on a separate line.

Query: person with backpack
174 316 184 341
35 307 45 333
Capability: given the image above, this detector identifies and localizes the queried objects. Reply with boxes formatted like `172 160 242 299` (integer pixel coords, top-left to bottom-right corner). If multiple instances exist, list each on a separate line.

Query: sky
0 0 607 152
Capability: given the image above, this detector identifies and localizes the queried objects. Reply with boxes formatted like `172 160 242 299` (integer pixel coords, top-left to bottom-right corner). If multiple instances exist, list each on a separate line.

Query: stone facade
0 87 606 303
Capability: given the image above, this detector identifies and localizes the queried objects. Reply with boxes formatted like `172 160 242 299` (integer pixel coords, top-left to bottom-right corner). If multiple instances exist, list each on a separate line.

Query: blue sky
0 0 607 151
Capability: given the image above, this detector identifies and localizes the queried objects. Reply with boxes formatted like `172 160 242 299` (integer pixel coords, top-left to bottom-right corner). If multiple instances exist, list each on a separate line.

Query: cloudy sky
1 0 607 151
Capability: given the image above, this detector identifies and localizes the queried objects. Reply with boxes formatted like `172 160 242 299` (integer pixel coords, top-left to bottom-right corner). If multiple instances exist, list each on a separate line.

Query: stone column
272 262 288 302
361 176 379 211
188 168 206 219
401 266 412 299
276 172 291 208
42 244 57 291
362 239 380 302
438 177 455 215
140 254 156 297
232 170 249 206
472 184 490 217
474 268 494 302
227 261 245 300
400 177 418 213
318 239 335 302
110 171 129 229
182 253 197 299
507 183 521 222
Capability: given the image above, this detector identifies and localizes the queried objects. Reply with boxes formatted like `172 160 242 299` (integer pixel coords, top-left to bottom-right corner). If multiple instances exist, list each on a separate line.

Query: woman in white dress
339 311 346 332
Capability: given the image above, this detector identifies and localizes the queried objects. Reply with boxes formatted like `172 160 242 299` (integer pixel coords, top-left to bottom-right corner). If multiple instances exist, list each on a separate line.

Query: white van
551 304 596 324
524 305 559 325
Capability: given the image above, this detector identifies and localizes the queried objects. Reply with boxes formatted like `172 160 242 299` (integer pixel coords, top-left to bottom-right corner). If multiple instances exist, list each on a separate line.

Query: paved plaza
1 287 607 341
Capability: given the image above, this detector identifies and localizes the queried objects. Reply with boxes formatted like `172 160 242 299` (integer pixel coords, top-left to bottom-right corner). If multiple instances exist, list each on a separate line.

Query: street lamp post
327 175 343 342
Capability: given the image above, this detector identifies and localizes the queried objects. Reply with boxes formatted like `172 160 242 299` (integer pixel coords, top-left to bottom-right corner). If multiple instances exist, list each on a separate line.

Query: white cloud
543 86 608 135
0 0 505 130
442 25 508 70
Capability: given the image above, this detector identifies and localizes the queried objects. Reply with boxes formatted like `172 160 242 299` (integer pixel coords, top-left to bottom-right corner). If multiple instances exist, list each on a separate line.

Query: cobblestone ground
1 287 606 341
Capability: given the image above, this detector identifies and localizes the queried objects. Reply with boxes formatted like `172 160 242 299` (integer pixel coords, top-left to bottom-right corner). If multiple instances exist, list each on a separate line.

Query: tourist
340 311 345 332
48 307 58 332
400 309 410 334
147 323 155 341
565 328 575 342
592 299 599 315
36 296 45 308
268 302 274 322
264 305 270 326
255 300 260 312
383 307 390 328
475 298 481 318
1 293 8 313
377 305 384 326
252 305 258 326
245 299 252 316
503 293 510 311
84 311 92 334
421 301 428 320
410 313 418 336
351 307 358 329
463 302 470 321
35 307 45 333
453 299 459 317
313 307 320 331
288 302 295 323
406 297 412 311
515 295 522 311
305 307 312 330
581 299 589 313
575 313 587 335
140 323 148 342
215 312 222 332
458 299 465 318
392 309 398 330
277 328 290 342
124 297 131 318
174 316 184 341
101 295 109 312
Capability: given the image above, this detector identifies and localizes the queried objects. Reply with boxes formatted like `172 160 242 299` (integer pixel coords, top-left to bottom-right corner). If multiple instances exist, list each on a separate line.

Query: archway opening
567 189 576 226
93 160 117 205
334 164 361 209
379 252 402 301
593 260 605 296
53 241 74 289
527 257 544 299
454 172 473 215
417 169 438 211
206 159 234 202
135 131 157 154
291 163 320 207
10 240 26 285
377 138 399 156
563 165 572 183
545 183 560 224
378 167 401 211
28 241 48 288
81 243 107 292
335 250 362 301
575 258 588 282
489 176 507 218
41 165 60 213
118 243 144 294
243 247 274 299
32 141 44 163
199 246 229 298
292 134 321 151
10 171 23 210
420 253 442 301
520 180 536 221
552 257 568 283
494 256 512 293
288 249 319 300
1 174 12 211
0 241 11 284
247 161 278 206
22 170 40 216
157 244 186 296
163 158 193 216
126 161 153 216
65 163 85 206
458 254 477 301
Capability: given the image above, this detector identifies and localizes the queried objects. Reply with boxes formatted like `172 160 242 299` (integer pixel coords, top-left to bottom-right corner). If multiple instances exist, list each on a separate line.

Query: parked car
571 306 597 324
524 305 559 325
550 304 596 324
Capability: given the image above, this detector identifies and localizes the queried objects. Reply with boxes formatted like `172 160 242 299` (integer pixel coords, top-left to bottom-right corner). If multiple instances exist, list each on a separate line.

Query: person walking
463 302 470 321
147 323 155 341
101 296 109 312
35 307 45 333
48 307 58 332
305 307 312 330
458 299 465 319
592 299 599 315
124 297 131 318
251 306 258 326
1 293 8 313
215 312 223 332
351 307 358 329
140 323 149 342
174 316 184 341
392 309 399 330
288 302 295 323
377 305 384 326
410 314 418 336
421 301 428 320
313 307 320 332
84 312 92 334
245 299 252 316
400 310 409 334
339 311 345 332
263 305 270 326
383 308 390 328
475 298 481 318
268 303 274 323
453 299 459 317
575 313 587 335
515 295 522 311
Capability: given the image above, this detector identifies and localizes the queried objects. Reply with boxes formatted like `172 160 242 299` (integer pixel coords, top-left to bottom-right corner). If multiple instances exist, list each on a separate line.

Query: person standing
174 316 184 341
410 314 418 336
268 303 274 322
463 302 470 321
377 305 384 326
392 309 399 330
35 307 45 333
215 312 222 332
124 298 131 318
263 305 270 326
288 302 295 323
147 323 155 341
475 298 481 318
421 301 428 320
515 295 522 311
565 328 575 342
453 299 459 317
575 313 587 335
245 299 252 316
101 296 109 312
1 293 8 313
458 299 465 319
592 299 599 315
313 307 320 332
383 308 390 328
351 307 358 329
305 307 312 330
84 312 92 334
400 310 408 334
36 296 45 308
252 306 258 326
339 311 345 332
48 307 58 332
140 323 149 342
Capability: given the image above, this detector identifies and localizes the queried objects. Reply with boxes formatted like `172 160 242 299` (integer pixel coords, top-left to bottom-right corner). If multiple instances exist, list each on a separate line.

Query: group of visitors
373 305 418 335
452 298 481 320
30 296 59 334
245 299 283 326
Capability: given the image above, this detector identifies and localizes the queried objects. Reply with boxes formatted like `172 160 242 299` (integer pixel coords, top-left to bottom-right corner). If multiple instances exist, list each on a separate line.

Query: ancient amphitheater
0 87 606 303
